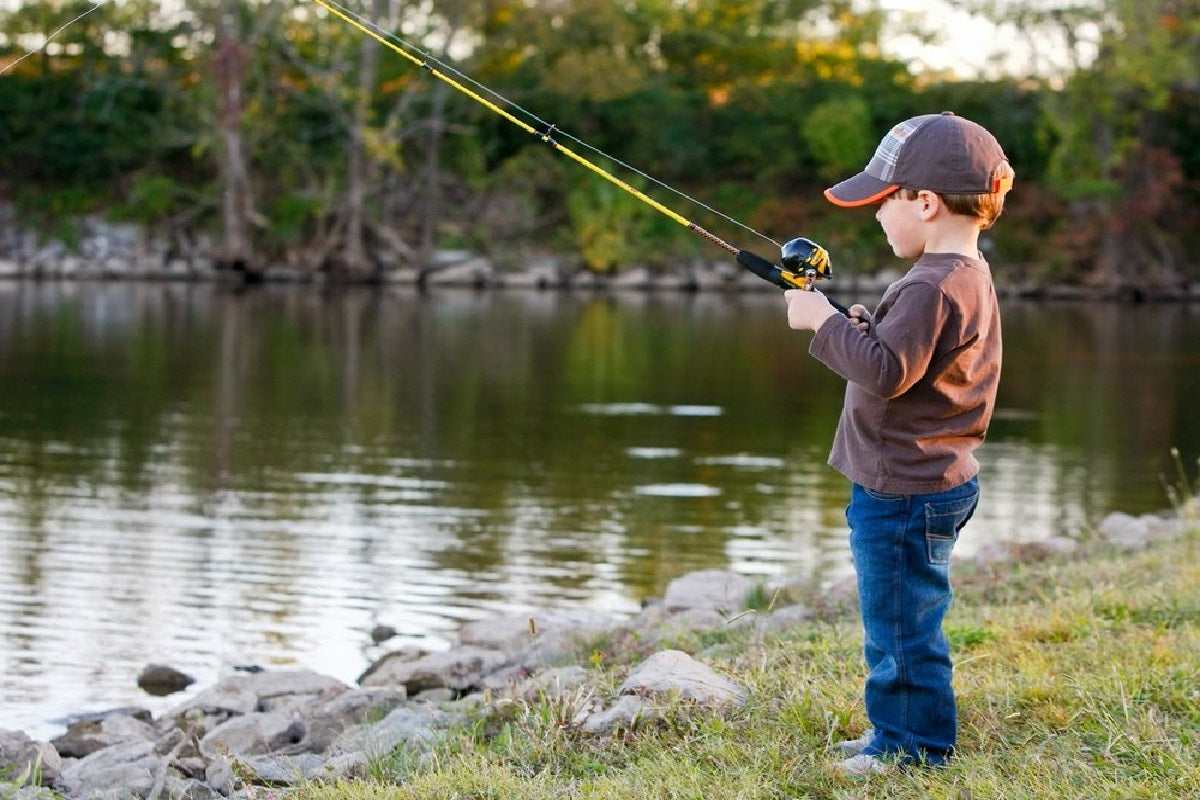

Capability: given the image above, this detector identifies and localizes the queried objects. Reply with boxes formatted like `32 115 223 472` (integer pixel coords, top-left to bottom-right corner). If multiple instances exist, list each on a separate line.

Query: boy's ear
915 189 941 220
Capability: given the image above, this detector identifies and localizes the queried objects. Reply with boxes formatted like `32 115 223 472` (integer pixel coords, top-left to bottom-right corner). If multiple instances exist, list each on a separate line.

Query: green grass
270 526 1200 800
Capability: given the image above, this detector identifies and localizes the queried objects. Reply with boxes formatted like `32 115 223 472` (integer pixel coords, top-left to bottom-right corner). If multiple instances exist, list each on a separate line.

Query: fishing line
0 1 106 77
309 0 782 253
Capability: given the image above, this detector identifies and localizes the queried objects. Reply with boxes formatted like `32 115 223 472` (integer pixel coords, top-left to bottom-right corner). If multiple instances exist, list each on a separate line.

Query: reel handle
736 245 849 317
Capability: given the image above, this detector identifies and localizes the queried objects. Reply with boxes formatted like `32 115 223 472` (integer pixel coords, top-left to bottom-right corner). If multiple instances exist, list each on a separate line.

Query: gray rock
1099 512 1153 550
199 712 305 760
1097 511 1187 550
160 777 221 799
282 686 409 754
619 650 747 709
166 674 258 724
323 706 460 780
54 740 160 799
757 603 815 632
662 570 755 614
370 624 398 644
240 669 347 703
0 728 62 787
511 666 590 704
612 266 653 289
52 711 158 758
458 608 616 653
358 645 510 693
137 664 196 696
423 256 494 287
575 695 658 735
238 753 328 786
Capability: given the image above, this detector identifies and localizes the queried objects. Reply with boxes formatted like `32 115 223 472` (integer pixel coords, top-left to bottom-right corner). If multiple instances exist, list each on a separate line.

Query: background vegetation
0 0 1197 288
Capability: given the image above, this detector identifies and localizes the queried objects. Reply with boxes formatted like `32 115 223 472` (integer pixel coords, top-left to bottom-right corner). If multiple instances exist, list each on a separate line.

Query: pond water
1 281 1198 738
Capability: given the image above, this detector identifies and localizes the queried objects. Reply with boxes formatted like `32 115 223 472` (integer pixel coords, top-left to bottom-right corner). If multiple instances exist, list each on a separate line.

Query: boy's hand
784 289 839 331
848 304 873 333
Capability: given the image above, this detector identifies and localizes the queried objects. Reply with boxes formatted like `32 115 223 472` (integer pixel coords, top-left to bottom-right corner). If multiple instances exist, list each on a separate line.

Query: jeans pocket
863 486 907 501
924 493 978 564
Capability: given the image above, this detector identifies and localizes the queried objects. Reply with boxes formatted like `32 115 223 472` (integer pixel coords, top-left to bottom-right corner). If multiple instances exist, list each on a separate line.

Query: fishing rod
0 1 106 77
308 0 845 307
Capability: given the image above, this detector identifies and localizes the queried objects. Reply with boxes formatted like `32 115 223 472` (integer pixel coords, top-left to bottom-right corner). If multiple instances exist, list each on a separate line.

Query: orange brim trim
824 184 899 207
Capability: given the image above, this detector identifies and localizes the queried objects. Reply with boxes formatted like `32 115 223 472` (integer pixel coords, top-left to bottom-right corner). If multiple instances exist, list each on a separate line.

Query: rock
161 777 221 799
618 650 748 709
511 666 590 704
612 266 653 290
460 608 618 675
199 712 306 760
323 706 461 780
370 624 398 644
423 256 494 287
166 674 259 725
458 608 616 653
355 645 427 684
241 669 348 706
575 695 657 735
54 739 161 799
238 752 328 786
52 711 157 758
0 728 62 787
758 603 815 632
297 687 409 753
358 645 510 693
662 569 755 614
1099 512 1153 550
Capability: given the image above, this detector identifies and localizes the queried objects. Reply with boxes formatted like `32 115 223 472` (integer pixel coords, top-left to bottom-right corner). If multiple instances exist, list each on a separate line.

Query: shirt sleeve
809 282 952 399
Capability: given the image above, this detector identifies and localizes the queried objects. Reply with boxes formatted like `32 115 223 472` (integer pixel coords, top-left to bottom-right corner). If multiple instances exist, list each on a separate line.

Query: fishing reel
781 237 833 288
734 236 848 316
735 237 833 292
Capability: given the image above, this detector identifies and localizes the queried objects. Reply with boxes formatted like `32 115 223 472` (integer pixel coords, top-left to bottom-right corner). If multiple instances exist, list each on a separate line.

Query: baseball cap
824 111 1013 207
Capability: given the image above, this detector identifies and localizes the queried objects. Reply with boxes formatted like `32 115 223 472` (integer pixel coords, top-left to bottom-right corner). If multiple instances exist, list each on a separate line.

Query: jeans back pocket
924 493 979 565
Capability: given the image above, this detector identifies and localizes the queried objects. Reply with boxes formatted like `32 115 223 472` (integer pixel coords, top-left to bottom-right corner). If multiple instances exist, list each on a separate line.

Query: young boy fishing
782 111 1015 776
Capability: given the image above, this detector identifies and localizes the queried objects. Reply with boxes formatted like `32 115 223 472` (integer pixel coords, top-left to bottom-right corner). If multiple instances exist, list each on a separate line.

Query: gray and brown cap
824 111 1013 207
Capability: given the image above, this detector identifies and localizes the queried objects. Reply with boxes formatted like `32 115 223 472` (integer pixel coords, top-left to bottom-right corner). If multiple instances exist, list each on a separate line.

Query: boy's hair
897 159 1015 229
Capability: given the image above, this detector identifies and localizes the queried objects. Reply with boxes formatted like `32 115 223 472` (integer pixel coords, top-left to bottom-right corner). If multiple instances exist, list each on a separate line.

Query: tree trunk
419 81 448 265
330 0 384 281
214 0 254 275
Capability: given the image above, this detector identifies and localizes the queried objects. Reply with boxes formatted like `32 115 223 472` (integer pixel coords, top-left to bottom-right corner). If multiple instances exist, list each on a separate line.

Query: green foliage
802 95 874 180
0 0 1195 282
565 169 656 273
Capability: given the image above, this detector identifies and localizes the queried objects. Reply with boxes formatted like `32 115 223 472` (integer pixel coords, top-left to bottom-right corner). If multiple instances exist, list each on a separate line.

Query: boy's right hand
848 304 873 333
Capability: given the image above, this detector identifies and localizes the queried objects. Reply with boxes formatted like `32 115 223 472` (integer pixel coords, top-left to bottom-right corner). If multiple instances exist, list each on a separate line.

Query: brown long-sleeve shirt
809 252 1002 494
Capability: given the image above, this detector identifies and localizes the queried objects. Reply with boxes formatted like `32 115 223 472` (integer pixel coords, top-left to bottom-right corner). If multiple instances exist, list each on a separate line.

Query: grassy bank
275 523 1200 800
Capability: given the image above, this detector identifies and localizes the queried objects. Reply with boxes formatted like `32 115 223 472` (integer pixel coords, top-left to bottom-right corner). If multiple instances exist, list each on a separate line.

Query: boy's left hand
784 289 839 331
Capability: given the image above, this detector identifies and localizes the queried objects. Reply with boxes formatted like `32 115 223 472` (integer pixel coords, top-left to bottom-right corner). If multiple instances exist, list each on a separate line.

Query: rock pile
0 570 784 799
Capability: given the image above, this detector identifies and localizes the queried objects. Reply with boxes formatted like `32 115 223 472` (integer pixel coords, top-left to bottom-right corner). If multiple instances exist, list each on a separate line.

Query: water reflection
0 282 1197 738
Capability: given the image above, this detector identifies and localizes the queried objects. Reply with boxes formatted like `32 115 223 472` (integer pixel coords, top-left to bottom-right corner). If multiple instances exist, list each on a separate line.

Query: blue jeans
847 477 979 766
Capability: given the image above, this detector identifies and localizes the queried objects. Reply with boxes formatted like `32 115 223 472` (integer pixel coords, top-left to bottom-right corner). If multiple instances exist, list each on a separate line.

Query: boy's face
875 192 926 260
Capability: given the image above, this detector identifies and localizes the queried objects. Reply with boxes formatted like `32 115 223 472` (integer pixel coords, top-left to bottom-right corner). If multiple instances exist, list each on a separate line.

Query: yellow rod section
309 0 740 255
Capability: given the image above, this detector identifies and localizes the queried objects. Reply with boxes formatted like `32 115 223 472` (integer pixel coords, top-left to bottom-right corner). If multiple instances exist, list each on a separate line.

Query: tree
956 0 1200 288
213 0 254 272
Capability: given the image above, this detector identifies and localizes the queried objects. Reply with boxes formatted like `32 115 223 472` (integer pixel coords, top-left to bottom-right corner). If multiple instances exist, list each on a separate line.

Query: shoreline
1 254 1199 304
1 505 1193 797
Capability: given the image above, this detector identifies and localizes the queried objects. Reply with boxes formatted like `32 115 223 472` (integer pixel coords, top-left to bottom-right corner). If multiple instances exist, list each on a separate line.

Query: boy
782 112 1014 775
